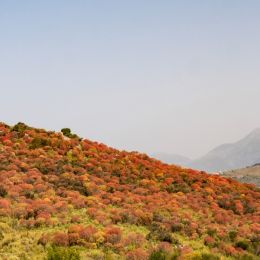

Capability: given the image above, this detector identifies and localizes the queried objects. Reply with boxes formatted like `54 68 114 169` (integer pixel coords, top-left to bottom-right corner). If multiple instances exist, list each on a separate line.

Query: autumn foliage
0 122 259 259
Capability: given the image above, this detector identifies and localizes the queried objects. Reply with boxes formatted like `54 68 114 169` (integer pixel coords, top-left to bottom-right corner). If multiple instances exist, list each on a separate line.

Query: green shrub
61 128 79 139
149 249 178 260
166 183 191 193
0 185 7 197
228 230 238 242
171 223 183 233
11 122 29 132
146 224 178 244
238 254 255 260
191 253 220 260
0 230 4 240
61 128 72 137
207 228 217 237
250 235 260 255
24 190 35 199
149 249 167 260
29 137 49 149
47 245 80 260
235 240 250 250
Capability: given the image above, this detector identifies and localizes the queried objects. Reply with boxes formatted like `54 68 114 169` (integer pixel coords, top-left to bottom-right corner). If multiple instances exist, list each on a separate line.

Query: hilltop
0 122 259 259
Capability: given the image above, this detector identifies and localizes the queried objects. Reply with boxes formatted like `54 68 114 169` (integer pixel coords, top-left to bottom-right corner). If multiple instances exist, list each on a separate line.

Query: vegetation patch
0 122 258 259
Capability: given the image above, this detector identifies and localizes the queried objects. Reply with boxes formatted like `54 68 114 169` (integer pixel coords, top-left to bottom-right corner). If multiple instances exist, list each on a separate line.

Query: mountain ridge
154 129 260 173
189 128 260 172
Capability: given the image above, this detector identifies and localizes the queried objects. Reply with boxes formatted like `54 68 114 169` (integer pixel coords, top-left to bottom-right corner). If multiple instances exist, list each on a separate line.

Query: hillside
0 122 259 260
189 129 260 172
221 164 260 187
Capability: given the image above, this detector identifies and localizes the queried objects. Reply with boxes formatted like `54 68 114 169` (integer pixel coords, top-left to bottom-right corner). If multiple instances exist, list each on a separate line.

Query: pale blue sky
0 1 260 158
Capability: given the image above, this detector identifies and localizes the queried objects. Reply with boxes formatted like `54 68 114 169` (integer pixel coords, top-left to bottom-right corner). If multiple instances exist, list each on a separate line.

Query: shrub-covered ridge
0 122 259 259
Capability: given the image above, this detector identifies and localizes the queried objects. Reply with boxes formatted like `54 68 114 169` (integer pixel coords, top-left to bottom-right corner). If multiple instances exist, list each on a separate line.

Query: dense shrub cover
0 122 259 259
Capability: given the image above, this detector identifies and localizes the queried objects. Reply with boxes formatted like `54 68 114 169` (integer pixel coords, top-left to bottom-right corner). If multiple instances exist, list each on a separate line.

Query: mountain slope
189 128 260 172
221 164 260 187
151 153 191 165
0 122 259 259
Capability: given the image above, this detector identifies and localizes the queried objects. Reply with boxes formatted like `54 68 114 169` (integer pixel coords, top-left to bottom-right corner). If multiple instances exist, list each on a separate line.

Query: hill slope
0 122 259 259
221 164 260 187
189 129 260 172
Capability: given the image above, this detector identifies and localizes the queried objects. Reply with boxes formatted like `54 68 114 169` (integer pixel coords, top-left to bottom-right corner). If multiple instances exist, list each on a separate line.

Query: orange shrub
52 232 69 246
104 226 122 244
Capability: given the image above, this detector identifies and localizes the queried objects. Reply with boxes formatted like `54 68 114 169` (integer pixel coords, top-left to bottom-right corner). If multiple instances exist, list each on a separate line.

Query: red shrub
104 226 122 244
79 225 98 242
68 232 80 245
52 231 69 246
157 242 173 254
38 234 50 246
122 232 145 248
126 248 148 260
68 224 83 234
222 244 238 256
204 236 215 247
71 215 81 223
0 199 10 209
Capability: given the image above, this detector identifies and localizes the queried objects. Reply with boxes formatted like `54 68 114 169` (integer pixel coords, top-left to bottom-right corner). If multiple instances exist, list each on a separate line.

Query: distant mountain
189 128 260 172
151 153 191 165
221 164 260 187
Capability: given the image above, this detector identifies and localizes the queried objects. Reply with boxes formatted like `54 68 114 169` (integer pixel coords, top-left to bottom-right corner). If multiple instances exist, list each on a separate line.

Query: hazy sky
1 1 260 159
